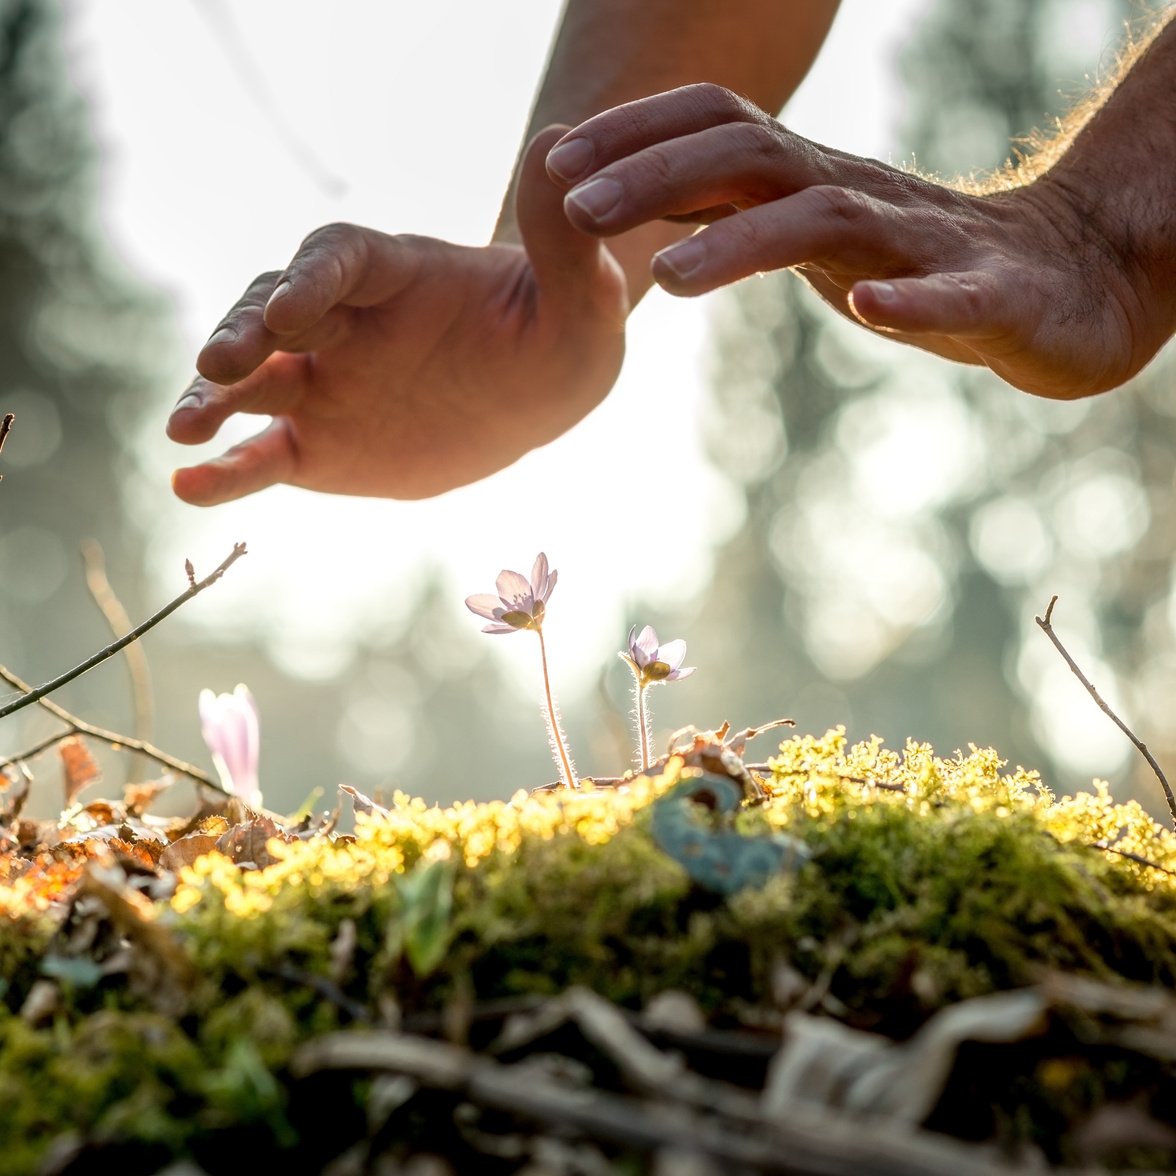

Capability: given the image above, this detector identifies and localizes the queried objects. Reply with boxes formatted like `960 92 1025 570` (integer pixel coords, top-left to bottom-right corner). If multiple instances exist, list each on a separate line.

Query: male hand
168 128 627 504
547 84 1172 400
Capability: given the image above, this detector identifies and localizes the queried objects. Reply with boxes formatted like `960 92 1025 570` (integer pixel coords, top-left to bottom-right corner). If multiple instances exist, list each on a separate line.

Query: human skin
168 1 840 505
550 14 1176 401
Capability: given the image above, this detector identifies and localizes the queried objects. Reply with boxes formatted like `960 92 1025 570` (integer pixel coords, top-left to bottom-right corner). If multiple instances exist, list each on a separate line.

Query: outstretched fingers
167 351 312 445
260 223 428 334
649 186 927 295
170 418 299 507
546 83 769 187
560 120 827 238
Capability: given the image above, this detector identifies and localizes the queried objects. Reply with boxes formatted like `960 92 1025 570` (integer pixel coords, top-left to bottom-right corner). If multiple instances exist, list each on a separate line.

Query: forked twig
0 543 247 722
1036 595 1176 829
0 662 225 793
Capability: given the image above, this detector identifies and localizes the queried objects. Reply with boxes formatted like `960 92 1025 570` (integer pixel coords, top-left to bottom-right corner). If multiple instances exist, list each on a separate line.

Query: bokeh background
2 0 1174 817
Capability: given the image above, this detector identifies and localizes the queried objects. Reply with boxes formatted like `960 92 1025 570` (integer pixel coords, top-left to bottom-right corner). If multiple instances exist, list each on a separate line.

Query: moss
3 730 1176 1169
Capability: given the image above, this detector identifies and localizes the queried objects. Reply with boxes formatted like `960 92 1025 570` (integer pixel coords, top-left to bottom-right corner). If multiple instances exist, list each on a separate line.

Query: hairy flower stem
634 683 652 771
535 627 577 789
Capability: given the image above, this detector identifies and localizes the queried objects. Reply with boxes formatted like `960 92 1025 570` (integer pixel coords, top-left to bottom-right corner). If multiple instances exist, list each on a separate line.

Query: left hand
545 83 1164 400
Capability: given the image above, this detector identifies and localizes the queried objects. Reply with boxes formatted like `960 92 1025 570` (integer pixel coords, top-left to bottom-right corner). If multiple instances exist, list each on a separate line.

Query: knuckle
294 222 372 291
807 185 875 226
733 120 784 164
683 82 748 120
634 143 679 192
299 220 360 253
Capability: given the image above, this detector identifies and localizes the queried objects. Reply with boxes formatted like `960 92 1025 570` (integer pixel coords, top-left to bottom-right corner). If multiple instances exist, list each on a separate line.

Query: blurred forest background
2 0 1175 817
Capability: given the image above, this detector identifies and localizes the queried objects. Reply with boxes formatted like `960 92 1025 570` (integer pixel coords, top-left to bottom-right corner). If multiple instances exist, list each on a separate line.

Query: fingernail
173 387 203 413
566 177 622 222
266 280 291 311
547 137 594 182
205 326 236 348
867 281 896 303
654 238 705 281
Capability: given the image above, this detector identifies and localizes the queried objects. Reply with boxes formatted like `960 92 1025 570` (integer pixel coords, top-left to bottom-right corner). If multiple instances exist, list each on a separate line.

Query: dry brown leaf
59 737 101 807
69 800 120 829
108 836 162 872
159 833 222 873
216 815 287 868
175 813 231 841
123 776 174 817
340 783 391 819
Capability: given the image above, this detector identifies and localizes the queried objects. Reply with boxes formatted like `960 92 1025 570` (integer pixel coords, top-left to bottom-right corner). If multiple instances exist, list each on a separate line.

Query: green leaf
397 859 455 979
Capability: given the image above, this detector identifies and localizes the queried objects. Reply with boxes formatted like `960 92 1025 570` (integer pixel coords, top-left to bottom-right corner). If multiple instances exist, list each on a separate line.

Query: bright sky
60 0 928 687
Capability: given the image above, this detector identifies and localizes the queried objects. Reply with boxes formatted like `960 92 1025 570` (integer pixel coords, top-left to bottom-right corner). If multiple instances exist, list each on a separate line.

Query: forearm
496 0 841 303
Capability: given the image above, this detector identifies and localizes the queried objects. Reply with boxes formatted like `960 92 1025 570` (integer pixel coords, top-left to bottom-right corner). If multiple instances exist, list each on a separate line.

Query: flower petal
495 569 533 610
632 625 659 666
526 551 557 605
199 684 262 807
530 552 550 598
538 566 558 604
656 639 688 671
481 622 522 635
465 594 505 621
665 666 696 681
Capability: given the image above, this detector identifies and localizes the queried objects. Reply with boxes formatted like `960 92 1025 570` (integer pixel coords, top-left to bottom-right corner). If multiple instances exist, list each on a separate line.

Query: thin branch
0 662 225 793
0 412 13 477
0 543 247 721
1035 595 1176 830
82 539 155 779
1093 841 1176 878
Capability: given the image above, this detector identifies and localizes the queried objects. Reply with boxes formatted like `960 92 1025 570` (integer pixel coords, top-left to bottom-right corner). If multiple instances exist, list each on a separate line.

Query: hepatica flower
620 625 695 770
464 552 557 635
466 553 577 789
199 683 262 809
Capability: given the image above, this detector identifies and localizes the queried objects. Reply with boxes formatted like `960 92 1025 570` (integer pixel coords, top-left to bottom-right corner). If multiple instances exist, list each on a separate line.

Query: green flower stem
535 626 577 789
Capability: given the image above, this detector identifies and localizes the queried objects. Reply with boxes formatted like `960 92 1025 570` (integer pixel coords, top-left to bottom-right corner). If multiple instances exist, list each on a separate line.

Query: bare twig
1035 595 1176 829
0 663 225 793
0 412 13 478
0 543 247 722
1092 841 1176 878
82 539 155 779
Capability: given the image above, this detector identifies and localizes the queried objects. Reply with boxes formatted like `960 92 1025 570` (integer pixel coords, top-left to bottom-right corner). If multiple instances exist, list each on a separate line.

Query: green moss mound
2 728 1175 1172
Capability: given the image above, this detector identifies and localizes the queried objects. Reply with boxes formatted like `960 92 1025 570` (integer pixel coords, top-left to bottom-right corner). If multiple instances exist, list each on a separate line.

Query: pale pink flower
199 683 262 808
620 625 696 685
620 625 696 771
465 552 557 634
465 553 576 788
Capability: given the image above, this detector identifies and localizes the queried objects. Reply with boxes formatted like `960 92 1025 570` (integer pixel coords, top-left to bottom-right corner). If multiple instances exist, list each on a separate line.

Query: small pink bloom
199 684 262 808
620 624 696 685
465 552 558 634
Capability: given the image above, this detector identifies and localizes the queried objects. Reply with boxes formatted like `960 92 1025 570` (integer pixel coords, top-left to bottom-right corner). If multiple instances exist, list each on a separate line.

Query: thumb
515 126 627 320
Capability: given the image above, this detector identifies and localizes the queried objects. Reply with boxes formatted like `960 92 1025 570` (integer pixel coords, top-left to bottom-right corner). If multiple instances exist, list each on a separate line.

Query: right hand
167 128 628 504
549 84 1173 400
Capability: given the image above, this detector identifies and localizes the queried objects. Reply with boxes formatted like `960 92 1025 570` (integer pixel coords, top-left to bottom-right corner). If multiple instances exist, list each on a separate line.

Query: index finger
545 83 770 186
260 223 430 336
196 270 285 386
